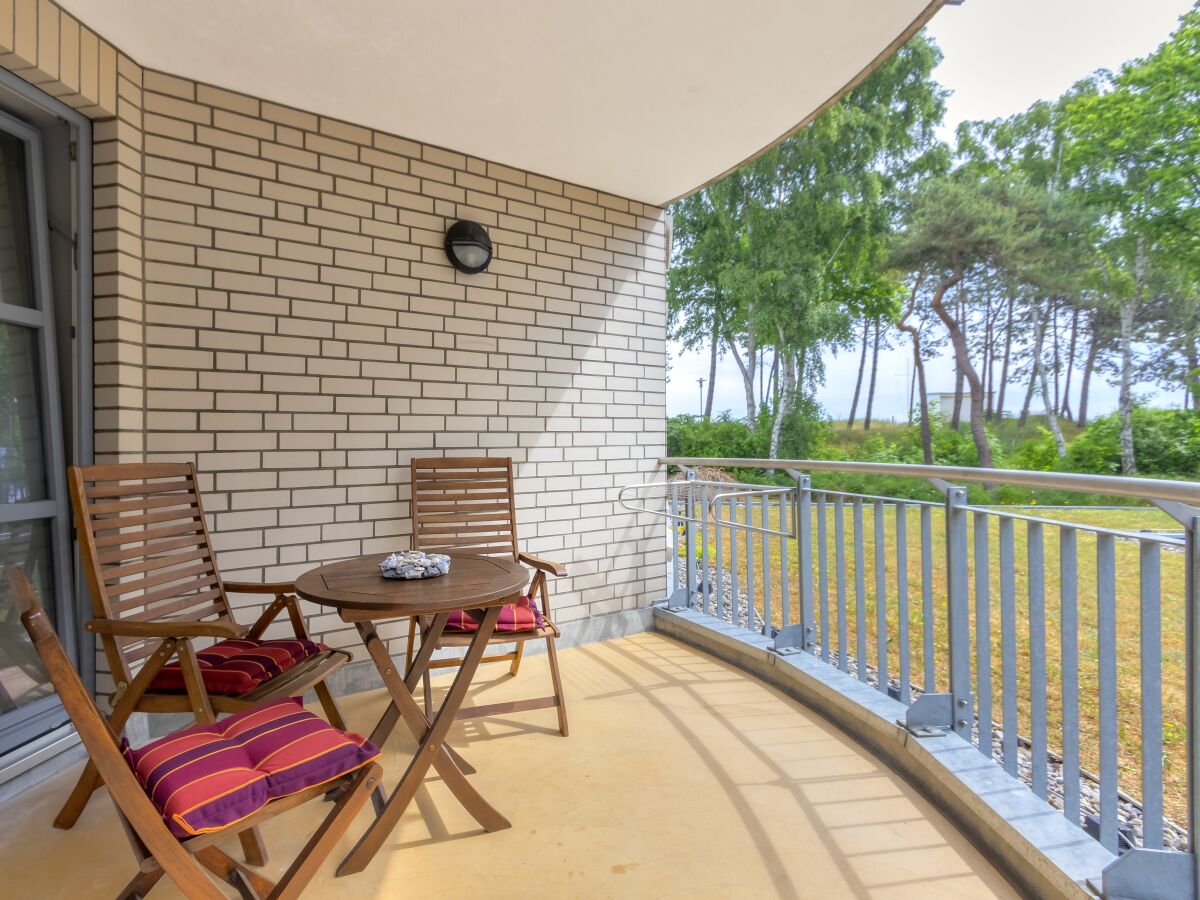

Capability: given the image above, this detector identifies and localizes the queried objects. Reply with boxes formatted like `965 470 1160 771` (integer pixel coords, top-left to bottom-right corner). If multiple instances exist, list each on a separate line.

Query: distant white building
932 391 971 423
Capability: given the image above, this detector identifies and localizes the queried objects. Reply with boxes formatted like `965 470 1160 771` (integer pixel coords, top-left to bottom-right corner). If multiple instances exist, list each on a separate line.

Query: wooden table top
294 553 528 619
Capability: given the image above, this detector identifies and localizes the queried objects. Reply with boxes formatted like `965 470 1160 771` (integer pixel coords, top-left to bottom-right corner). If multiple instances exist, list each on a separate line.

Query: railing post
1185 518 1195 897
772 473 813 655
796 475 814 653
944 485 972 742
664 477 691 611
1191 515 1200 898
684 471 697 608
905 481 973 739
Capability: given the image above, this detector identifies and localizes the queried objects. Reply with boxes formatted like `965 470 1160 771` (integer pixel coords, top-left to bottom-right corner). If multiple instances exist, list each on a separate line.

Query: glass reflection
0 323 46 503
0 520 54 713
0 130 33 309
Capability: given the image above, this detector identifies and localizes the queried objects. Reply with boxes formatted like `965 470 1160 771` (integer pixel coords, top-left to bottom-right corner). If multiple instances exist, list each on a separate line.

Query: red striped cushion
123 698 380 837
149 637 325 695
445 595 543 633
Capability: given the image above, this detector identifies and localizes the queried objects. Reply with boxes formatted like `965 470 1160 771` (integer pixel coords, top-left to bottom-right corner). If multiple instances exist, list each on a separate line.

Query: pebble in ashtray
379 550 451 580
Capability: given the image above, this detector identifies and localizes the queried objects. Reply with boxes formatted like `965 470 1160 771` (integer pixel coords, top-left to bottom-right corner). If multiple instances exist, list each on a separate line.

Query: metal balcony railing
626 457 1200 900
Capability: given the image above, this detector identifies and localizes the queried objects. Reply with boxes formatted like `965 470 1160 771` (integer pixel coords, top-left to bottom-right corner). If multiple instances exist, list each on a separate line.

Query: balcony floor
0 632 1016 898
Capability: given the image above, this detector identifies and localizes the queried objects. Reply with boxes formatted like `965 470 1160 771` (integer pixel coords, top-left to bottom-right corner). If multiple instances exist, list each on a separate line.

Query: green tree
668 31 946 453
891 178 1090 467
1066 5 1200 470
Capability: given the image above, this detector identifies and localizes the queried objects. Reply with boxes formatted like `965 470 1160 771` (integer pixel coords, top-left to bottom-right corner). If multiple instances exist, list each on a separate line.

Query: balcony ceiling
58 0 943 206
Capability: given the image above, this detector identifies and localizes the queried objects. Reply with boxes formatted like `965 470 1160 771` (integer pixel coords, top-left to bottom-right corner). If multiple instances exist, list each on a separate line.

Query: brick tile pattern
0 0 668 681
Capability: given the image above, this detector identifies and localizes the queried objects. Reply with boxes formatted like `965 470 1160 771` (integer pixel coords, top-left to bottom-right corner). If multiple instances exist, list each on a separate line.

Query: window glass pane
0 322 46 502
0 130 32 309
0 519 55 713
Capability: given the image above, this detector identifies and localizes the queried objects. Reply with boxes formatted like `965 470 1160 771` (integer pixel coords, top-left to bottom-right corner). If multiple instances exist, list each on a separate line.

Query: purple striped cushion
149 637 326 695
446 595 544 633
123 698 379 837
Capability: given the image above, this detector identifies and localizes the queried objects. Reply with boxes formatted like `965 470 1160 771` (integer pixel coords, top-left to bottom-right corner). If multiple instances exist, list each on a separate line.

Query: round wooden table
295 552 527 619
295 552 525 876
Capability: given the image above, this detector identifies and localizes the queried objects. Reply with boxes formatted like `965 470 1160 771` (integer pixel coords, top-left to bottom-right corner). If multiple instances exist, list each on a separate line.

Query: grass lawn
686 502 1188 824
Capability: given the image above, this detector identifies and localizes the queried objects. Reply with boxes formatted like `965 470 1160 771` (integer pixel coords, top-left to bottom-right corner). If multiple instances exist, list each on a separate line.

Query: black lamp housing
444 220 493 274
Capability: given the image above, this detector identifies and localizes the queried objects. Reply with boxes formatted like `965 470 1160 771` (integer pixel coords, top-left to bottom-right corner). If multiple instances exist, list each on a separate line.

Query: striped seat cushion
124 698 380 838
149 637 326 696
445 595 544 633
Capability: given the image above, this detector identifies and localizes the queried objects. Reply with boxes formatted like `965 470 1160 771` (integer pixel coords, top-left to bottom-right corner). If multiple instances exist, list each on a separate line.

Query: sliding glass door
0 108 73 754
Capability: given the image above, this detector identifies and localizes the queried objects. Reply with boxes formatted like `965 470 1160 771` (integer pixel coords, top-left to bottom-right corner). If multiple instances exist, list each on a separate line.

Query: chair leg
422 669 433 718
54 759 102 829
509 640 525 676
115 868 165 900
270 763 381 900
193 846 277 898
312 680 347 731
545 636 568 737
237 826 269 868
56 689 143 828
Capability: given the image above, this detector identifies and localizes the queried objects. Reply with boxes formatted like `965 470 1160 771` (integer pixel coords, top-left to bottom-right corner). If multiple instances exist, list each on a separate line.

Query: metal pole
797 475 814 652
945 486 972 742
1189 516 1200 897
685 473 697 608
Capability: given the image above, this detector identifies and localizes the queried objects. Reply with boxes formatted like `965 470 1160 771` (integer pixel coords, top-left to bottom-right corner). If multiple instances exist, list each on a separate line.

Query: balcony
638 457 1200 900
0 632 1014 898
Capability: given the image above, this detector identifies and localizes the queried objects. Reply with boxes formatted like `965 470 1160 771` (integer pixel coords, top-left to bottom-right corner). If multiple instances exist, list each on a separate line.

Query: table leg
362 612 446 749
337 607 511 876
360 614 474 817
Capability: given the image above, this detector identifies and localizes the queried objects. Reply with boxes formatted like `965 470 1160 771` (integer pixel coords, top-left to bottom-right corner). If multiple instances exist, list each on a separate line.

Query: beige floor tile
0 632 1017 899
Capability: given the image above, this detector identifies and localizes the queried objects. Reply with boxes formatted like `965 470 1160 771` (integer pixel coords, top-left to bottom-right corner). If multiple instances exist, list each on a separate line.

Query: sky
665 0 1192 421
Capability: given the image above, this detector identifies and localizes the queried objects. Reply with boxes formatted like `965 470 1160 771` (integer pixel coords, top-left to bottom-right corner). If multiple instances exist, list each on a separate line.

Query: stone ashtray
379 550 451 580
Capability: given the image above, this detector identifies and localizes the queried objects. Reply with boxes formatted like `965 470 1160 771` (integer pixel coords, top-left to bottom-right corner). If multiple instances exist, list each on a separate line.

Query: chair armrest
246 593 311 641
86 618 246 639
518 553 567 577
223 581 296 594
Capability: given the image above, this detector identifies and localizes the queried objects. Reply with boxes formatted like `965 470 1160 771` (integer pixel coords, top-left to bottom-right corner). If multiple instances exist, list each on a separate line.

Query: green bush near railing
666 407 1200 505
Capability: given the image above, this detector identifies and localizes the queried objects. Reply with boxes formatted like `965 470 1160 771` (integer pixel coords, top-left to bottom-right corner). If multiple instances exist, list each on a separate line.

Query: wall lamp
444 220 493 274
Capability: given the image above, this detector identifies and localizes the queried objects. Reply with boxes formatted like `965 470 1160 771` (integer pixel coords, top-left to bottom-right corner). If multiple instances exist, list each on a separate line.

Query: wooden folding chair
6 566 381 900
404 457 569 735
57 462 351 866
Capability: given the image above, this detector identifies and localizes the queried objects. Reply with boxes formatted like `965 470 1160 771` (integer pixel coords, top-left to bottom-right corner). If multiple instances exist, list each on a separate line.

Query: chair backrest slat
93 518 206 550
69 463 234 686
102 546 213 584
410 457 518 561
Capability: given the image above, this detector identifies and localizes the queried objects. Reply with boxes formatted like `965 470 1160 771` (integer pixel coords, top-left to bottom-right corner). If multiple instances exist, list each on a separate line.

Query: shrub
1064 409 1200 478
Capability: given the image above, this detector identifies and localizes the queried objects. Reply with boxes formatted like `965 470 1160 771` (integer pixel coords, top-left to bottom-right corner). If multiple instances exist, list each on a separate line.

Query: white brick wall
0 1 669 676
137 75 670 657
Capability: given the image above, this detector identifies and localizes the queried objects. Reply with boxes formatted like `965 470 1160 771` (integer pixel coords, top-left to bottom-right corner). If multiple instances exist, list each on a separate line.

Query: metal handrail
707 487 795 538
663 456 1200 506
618 480 756 526
960 502 1187 545
619 479 796 538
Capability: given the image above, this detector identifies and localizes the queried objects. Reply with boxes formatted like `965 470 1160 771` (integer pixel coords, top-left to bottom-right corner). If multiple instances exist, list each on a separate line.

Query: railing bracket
927 476 956 495
901 692 973 737
663 588 691 612
1099 847 1195 900
771 623 805 655
1149 497 1200 529
900 723 947 738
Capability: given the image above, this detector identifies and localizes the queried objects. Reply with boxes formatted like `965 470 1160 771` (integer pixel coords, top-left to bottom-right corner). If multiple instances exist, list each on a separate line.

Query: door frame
0 69 93 758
